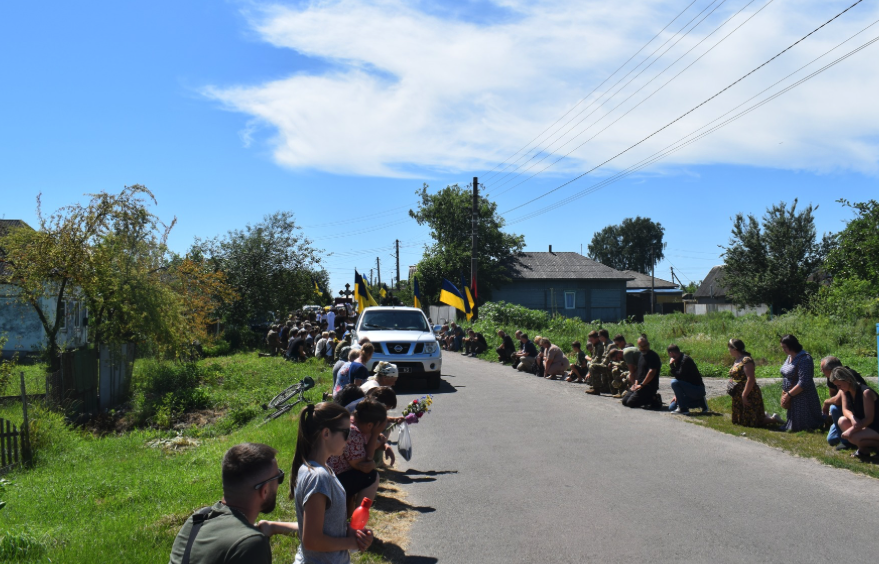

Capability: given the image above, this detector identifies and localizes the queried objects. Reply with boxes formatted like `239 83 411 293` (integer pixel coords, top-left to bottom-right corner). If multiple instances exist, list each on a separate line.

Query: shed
688 265 769 316
491 249 633 322
622 270 683 320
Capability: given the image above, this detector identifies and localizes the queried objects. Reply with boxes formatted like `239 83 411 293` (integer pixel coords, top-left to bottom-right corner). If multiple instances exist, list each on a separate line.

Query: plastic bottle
350 498 372 530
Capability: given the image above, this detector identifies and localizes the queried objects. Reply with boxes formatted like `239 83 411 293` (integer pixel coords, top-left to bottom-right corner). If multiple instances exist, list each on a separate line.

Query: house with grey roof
491 247 633 322
687 265 768 316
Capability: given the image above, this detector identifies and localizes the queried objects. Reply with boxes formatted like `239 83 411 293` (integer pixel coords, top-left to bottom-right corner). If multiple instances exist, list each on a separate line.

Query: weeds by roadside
469 305 877 378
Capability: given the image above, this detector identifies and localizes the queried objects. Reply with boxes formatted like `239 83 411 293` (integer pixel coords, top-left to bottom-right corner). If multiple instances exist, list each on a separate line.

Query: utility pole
376 257 381 289
395 239 401 290
471 176 478 320
369 269 373 286
651 247 656 315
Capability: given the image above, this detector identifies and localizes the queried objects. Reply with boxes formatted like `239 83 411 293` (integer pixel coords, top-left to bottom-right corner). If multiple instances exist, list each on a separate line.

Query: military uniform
585 341 610 393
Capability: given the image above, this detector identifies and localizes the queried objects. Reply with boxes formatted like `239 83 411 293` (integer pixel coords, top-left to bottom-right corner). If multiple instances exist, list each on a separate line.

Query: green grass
470 307 877 378
0 364 47 397
685 382 879 480
0 353 405 563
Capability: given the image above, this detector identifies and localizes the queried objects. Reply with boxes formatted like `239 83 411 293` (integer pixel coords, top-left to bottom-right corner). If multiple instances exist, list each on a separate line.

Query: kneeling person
667 344 708 414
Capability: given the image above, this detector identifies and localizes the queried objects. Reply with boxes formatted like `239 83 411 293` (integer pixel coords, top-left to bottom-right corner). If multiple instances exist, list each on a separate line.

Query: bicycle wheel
268 384 304 409
262 403 294 423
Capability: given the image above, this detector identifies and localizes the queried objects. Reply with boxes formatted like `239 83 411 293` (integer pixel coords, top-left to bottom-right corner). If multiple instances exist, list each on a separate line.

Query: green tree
409 183 524 303
0 186 194 370
587 217 666 274
810 199 879 320
722 199 829 312
824 199 879 285
191 211 326 327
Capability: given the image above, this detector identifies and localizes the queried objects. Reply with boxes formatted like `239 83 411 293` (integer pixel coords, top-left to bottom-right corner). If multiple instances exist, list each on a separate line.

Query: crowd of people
260 306 369 366
171 326 417 563
483 327 877 458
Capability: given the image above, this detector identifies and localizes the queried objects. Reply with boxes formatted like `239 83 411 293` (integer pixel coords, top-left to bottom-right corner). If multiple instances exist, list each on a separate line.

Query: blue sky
2 0 877 294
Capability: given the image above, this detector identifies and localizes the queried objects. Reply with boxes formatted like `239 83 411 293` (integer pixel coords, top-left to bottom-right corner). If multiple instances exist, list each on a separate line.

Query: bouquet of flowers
401 395 433 425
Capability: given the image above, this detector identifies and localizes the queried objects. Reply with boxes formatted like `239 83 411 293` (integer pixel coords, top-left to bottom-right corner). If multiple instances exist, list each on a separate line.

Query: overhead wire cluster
485 0 873 226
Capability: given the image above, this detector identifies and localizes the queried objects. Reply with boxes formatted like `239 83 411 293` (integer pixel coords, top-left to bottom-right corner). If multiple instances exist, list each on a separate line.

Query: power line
489 0 732 194
492 0 773 199
481 0 702 183
500 0 868 218
504 21 879 225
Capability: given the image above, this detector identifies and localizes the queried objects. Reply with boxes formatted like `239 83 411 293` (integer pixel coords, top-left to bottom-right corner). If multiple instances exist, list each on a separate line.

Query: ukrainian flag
379 284 387 299
413 276 422 309
354 270 378 311
461 274 475 321
312 277 323 297
439 278 466 313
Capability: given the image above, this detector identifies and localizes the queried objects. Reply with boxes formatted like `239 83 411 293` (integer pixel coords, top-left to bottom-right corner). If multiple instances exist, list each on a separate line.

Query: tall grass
471 302 877 378
0 354 340 564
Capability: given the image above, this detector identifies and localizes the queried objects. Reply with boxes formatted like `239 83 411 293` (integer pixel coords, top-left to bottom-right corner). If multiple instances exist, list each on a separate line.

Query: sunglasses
333 427 351 440
252 469 285 490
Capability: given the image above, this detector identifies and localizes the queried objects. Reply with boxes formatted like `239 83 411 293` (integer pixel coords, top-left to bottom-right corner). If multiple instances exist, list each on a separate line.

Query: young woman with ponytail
290 402 373 563
727 339 783 428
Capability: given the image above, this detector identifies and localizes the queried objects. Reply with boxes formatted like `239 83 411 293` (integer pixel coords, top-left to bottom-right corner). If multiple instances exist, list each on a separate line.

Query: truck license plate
398 367 412 373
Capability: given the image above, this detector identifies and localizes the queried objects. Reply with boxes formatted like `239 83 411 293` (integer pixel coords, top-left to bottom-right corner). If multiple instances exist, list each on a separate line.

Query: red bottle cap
361 498 373 509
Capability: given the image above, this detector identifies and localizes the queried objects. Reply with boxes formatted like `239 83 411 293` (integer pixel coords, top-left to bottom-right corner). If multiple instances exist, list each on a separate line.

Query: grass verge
0 353 416 563
684 382 879 480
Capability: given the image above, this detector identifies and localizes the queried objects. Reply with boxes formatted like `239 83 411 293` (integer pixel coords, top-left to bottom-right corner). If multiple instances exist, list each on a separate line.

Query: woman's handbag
727 380 741 397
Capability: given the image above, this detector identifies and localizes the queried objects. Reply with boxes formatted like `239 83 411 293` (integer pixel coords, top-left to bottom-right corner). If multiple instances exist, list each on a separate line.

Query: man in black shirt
285 330 307 362
622 337 662 409
515 333 539 373
496 330 516 363
667 344 708 414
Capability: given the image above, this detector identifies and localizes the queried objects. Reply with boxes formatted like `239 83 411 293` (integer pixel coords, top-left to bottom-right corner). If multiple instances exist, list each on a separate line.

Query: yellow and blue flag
413 276 422 309
312 277 323 297
354 270 378 311
439 278 466 313
461 274 475 321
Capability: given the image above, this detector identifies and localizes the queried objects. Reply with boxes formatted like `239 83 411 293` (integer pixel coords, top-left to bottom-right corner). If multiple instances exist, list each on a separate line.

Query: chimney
549 244 552 253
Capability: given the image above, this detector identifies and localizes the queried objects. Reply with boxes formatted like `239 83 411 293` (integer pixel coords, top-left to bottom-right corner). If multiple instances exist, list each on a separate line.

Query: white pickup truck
351 306 442 389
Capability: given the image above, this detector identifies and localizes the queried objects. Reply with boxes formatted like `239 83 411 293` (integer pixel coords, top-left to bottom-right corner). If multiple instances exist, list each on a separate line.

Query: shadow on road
380 468 458 485
376 493 436 514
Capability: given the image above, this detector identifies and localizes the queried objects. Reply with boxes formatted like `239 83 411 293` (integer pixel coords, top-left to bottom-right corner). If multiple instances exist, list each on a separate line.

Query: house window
564 292 576 309
59 301 67 331
74 302 81 328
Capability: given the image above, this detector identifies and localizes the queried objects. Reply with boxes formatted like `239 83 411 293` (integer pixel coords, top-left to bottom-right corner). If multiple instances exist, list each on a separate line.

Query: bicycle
260 376 315 424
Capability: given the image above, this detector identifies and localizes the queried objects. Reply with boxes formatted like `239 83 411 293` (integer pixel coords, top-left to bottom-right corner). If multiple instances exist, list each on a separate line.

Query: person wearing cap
362 361 399 392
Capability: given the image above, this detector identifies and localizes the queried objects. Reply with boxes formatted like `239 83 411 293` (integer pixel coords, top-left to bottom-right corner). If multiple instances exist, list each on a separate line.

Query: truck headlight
424 342 437 354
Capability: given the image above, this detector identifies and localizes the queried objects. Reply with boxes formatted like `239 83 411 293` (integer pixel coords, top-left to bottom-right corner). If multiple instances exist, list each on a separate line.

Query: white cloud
204 0 879 179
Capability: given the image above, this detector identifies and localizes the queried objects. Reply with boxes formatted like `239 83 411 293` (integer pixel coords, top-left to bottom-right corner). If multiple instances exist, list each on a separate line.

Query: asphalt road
391 353 879 563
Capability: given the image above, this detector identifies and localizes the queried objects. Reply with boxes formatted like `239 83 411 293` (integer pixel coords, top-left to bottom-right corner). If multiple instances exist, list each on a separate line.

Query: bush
201 340 232 358
223 326 262 351
131 360 214 427
809 277 879 322
479 301 549 329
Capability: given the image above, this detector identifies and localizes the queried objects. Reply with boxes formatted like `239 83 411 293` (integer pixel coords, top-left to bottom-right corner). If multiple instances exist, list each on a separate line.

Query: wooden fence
0 418 22 474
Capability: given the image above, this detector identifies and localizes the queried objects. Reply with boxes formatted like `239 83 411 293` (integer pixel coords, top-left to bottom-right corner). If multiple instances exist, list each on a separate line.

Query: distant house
491 248 633 322
688 265 769 316
622 270 683 321
0 219 88 359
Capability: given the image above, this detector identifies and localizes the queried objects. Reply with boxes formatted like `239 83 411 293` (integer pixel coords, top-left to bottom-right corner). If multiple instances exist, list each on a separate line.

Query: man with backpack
169 443 294 564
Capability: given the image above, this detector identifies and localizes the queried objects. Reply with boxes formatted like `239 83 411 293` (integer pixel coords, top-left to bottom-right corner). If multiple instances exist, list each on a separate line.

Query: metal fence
46 344 135 422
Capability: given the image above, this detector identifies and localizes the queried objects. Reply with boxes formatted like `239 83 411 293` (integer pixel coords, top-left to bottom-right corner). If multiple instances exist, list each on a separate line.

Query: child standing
327 399 387 516
290 402 373 563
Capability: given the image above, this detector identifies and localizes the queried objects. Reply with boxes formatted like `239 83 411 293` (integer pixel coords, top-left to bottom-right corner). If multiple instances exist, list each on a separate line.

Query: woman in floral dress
778 334 824 431
727 339 781 428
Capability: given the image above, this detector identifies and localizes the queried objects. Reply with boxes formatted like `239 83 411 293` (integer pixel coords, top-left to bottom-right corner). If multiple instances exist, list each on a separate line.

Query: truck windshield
359 311 429 331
